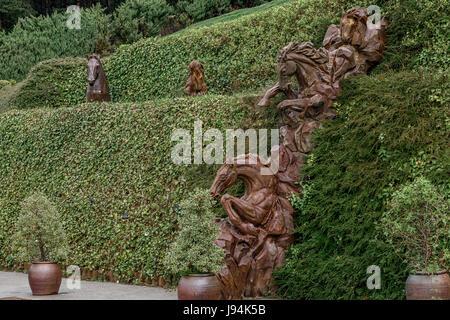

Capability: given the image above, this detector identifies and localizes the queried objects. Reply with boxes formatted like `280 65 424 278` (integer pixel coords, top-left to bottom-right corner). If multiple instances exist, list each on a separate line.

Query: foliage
5 58 87 111
0 4 112 81
0 0 35 31
0 95 277 280
163 188 225 275
0 80 16 90
374 0 450 73
274 71 449 299
174 0 290 34
106 0 356 102
379 177 449 274
175 0 231 25
112 0 174 45
9 193 69 263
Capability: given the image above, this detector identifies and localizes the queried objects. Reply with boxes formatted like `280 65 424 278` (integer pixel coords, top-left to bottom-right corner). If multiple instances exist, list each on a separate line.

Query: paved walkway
0 271 177 300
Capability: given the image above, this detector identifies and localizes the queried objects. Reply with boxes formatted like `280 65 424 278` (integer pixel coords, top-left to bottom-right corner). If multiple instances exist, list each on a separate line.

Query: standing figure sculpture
86 54 111 103
185 60 207 96
210 7 387 299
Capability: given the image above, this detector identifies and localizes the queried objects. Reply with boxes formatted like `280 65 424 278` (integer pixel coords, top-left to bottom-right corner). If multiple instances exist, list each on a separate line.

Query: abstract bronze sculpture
86 54 111 103
185 60 207 96
210 7 387 299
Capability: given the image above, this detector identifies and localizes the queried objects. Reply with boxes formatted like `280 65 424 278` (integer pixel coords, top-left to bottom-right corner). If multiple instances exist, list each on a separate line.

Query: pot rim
409 270 448 276
31 261 58 265
183 273 215 277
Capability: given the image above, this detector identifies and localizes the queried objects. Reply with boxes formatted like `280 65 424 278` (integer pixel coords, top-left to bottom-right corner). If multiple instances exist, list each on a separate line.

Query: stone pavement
0 271 177 300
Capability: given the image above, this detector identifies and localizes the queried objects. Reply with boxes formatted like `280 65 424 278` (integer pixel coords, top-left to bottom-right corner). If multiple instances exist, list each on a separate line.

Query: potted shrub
164 188 225 300
379 177 449 300
10 193 69 295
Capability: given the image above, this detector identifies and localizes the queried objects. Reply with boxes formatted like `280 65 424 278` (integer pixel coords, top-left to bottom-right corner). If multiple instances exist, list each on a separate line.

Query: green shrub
274 70 449 300
374 0 450 72
0 80 15 90
0 0 35 31
379 177 449 274
176 0 231 25
6 58 87 110
105 0 362 102
112 0 174 45
163 188 225 276
0 5 112 81
0 95 277 280
10 193 69 263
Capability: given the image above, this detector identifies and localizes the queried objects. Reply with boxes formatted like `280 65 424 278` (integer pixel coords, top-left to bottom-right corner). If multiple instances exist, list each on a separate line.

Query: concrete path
0 271 177 300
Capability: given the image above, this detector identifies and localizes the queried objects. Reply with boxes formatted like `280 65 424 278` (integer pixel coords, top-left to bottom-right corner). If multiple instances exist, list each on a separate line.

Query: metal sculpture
210 7 388 299
86 54 111 103
185 60 208 96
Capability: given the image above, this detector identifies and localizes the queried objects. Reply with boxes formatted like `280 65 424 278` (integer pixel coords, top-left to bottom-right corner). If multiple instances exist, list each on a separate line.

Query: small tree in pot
164 188 225 300
379 177 449 300
10 193 69 295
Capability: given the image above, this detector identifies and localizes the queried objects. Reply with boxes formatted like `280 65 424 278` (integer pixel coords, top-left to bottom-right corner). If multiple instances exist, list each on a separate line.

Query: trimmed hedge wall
105 0 354 101
2 0 362 111
0 95 278 282
273 70 449 299
0 5 111 82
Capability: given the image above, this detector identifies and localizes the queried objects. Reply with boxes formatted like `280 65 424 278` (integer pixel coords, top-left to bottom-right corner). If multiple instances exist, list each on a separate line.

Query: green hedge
2 0 362 110
0 95 278 281
7 58 87 110
104 0 358 101
0 5 111 82
273 70 449 299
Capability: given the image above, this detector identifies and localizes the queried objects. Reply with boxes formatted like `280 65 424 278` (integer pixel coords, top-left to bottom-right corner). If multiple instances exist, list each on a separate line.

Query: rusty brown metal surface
177 274 222 300
210 7 388 299
185 60 207 97
86 54 111 103
406 272 450 300
28 262 62 296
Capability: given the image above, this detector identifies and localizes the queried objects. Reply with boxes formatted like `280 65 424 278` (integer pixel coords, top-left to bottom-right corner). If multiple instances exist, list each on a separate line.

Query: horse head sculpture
86 54 111 103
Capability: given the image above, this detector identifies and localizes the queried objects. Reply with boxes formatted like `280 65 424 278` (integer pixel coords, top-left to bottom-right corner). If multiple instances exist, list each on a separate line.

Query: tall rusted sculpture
185 60 207 96
86 54 111 103
210 7 387 299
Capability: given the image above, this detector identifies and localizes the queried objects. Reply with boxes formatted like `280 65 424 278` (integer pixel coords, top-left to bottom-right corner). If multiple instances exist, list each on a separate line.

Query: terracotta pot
177 274 222 300
406 271 450 300
28 262 62 296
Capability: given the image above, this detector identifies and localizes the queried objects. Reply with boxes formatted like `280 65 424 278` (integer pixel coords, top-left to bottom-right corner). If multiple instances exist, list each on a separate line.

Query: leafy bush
379 177 449 274
112 0 174 45
0 5 111 81
163 188 225 275
0 95 277 281
176 0 231 25
106 0 360 102
0 80 15 90
0 0 35 31
274 71 449 300
10 193 69 263
374 0 450 72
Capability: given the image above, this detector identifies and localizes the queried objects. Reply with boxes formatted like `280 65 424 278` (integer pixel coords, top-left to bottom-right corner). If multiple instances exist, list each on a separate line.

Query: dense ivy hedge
1 0 362 110
0 95 278 282
6 58 87 110
104 0 357 101
273 70 449 299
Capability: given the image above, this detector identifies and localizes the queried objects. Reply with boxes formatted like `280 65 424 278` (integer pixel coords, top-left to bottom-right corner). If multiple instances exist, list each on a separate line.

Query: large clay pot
178 274 222 300
406 271 450 300
28 262 62 295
